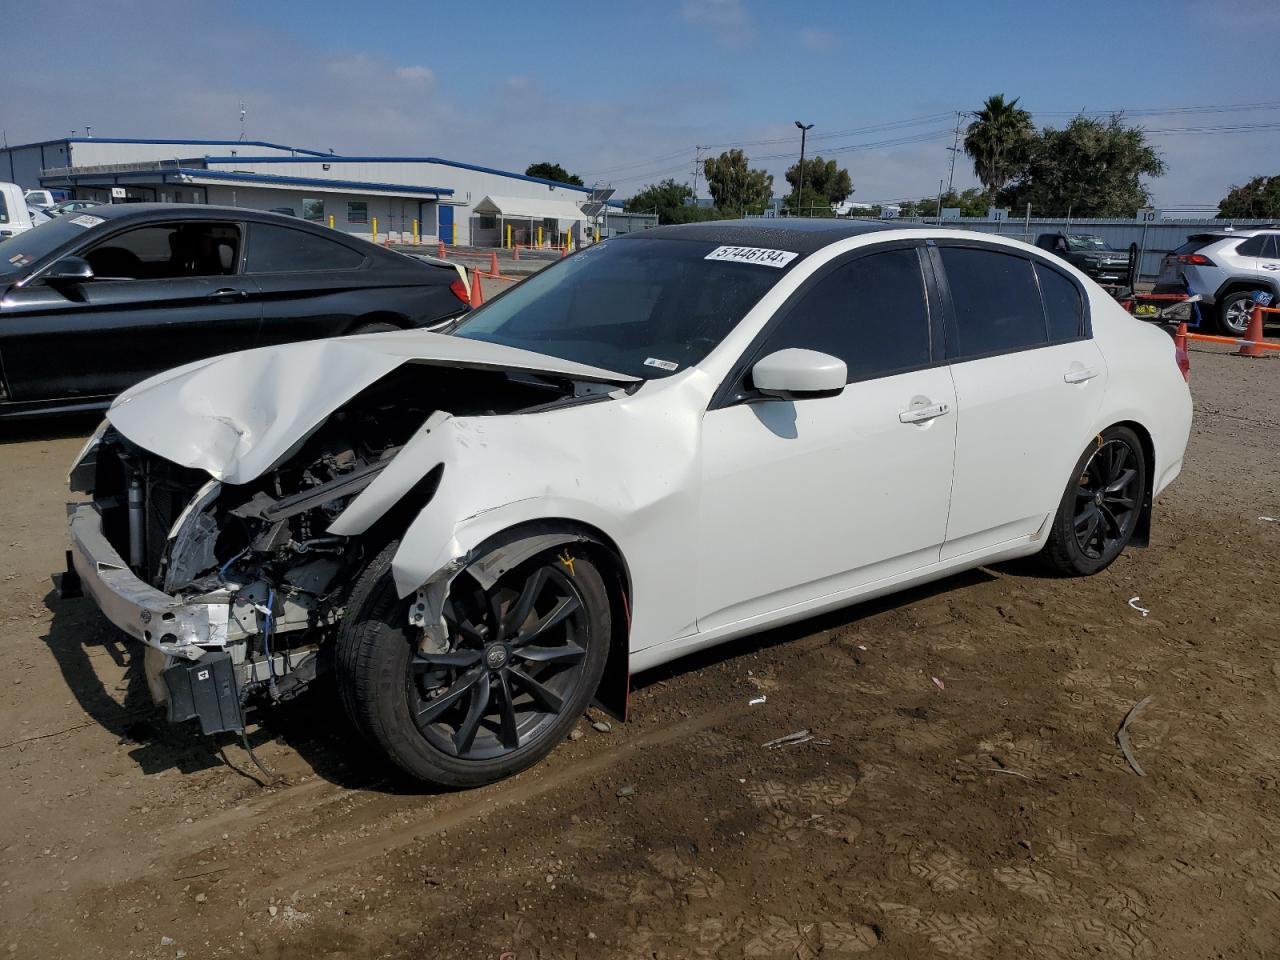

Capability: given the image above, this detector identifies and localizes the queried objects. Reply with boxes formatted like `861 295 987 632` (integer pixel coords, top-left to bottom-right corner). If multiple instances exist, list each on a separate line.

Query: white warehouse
1 136 629 247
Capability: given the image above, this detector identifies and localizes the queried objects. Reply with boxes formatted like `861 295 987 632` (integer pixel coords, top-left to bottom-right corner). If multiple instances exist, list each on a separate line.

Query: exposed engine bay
73 363 613 720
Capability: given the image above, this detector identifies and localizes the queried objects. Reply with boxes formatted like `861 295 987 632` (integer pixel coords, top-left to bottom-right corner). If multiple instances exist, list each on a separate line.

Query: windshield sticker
704 245 798 268
644 357 680 372
69 214 105 228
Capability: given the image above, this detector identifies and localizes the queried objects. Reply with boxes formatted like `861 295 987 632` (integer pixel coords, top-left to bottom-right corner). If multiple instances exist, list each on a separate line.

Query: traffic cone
437 241 447 258
1236 303 1266 358
489 251 499 276
469 269 484 308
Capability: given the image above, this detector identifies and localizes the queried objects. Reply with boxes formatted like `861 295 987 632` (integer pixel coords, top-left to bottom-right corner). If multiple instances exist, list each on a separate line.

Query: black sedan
0 204 471 419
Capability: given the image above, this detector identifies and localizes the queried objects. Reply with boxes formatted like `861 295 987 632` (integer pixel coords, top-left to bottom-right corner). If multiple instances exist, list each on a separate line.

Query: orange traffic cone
437 241 447 258
489 252 499 276
1236 303 1266 358
469 269 484 308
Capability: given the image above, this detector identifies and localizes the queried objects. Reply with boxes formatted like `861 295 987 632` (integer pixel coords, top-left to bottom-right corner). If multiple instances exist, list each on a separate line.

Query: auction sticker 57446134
704 245 798 268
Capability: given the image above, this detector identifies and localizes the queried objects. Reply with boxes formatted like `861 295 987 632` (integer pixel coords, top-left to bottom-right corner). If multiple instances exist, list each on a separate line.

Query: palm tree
963 94 1034 205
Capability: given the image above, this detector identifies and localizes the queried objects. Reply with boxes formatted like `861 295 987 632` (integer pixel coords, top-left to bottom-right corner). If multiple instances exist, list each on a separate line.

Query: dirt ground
2 342 1279 960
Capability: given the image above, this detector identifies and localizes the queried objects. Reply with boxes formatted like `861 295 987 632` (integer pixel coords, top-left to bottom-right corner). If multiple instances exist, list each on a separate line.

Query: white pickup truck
0 183 50 237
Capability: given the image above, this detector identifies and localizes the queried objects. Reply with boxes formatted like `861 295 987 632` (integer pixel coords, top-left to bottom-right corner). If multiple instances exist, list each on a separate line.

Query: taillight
449 277 470 305
1176 253 1215 266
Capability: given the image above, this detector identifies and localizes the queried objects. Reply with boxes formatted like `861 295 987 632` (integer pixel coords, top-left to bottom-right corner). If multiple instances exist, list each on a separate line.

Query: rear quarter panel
1088 290 1193 498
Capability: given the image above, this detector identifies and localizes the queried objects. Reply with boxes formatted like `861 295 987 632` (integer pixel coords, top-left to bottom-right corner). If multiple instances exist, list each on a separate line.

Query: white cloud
795 27 840 51
394 65 435 86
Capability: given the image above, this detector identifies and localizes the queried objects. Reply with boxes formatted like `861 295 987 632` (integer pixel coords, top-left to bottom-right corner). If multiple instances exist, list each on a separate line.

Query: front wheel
336 541 610 787
1040 426 1147 576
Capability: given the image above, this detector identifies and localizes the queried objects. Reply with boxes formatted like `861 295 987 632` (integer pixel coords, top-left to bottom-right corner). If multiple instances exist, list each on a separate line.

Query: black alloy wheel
1072 438 1142 561
1041 425 1147 576
410 565 590 760
336 541 611 787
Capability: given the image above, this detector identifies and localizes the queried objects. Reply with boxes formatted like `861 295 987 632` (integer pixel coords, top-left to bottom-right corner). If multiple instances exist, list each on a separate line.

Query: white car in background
63 220 1193 787
1 182 50 237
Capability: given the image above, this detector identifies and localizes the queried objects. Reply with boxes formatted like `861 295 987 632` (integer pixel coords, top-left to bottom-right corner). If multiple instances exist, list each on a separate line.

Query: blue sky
7 0 1280 208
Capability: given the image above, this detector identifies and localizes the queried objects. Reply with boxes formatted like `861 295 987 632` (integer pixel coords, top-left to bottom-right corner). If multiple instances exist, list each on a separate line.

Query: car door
0 220 260 402
244 221 373 347
696 243 958 633
932 243 1107 559
1258 234 1280 288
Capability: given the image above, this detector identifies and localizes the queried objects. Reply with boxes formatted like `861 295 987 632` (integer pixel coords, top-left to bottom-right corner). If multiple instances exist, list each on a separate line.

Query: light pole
794 121 813 216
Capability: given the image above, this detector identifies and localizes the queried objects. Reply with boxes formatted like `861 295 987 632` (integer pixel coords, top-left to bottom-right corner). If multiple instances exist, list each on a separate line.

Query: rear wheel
1041 426 1147 576
336 541 610 787
1217 291 1256 336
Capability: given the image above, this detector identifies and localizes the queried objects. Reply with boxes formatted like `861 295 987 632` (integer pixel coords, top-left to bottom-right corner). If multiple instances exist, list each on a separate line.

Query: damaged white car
63 220 1193 787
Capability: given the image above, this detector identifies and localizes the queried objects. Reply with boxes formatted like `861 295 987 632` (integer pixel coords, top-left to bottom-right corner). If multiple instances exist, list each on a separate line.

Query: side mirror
44 256 95 283
751 348 846 401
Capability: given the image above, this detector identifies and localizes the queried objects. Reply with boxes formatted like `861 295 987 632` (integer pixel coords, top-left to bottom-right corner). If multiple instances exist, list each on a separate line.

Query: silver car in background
1155 228 1280 334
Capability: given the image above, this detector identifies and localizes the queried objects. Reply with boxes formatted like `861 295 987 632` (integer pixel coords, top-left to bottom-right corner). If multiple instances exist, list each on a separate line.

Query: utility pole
794 121 814 216
946 111 964 195
691 145 703 202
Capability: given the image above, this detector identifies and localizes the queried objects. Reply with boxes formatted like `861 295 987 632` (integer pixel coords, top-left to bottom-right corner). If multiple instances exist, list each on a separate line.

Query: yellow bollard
594 227 600 243
451 222 457 246
371 217 378 245
537 225 543 248
412 219 419 245
327 214 334 229
505 223 512 249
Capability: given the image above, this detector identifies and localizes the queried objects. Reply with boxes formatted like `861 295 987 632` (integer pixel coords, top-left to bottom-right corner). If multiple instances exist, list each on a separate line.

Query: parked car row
0 203 471 417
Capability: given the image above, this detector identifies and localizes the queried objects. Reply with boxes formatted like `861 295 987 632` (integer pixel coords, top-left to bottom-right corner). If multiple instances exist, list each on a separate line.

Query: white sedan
64 220 1192 787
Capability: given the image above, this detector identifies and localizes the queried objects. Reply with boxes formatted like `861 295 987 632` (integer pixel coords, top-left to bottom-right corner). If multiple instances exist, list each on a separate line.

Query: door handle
1063 367 1100 384
898 401 950 424
209 287 248 300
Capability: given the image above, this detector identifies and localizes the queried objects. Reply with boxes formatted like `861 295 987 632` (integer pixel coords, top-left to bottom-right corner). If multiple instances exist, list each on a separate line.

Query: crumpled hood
106 331 636 485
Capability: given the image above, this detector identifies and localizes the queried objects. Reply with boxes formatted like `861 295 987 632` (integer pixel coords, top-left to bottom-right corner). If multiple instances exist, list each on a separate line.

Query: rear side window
245 223 365 273
0 191 8 224
756 247 932 383
940 246 1047 358
1036 264 1084 341
1236 235 1267 257
1265 236 1280 259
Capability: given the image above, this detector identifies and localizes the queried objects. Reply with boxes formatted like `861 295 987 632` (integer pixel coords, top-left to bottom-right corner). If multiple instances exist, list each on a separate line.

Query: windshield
0 214 101 278
1065 235 1113 251
452 237 800 378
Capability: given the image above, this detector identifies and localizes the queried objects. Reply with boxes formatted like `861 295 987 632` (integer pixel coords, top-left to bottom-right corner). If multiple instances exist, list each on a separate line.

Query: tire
349 321 400 335
1040 426 1147 577
1216 291 1256 336
336 540 610 787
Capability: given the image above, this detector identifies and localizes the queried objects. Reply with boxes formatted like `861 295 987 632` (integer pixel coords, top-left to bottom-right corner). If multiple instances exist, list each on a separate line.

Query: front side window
1264 235 1280 260
453 237 797 379
347 202 368 224
245 223 365 273
1036 263 1084 342
940 246 1048 358
82 222 241 280
302 198 324 222
753 247 932 383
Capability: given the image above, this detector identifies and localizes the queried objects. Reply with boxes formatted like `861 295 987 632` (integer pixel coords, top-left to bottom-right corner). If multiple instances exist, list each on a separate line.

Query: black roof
72 202 310 229
617 217 924 254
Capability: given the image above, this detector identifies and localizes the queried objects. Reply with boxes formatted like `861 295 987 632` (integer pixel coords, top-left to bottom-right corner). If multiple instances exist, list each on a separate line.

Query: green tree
963 94 1035 204
624 179 719 225
703 148 773 215
1002 115 1165 216
783 156 853 214
1217 176 1280 219
786 185 838 217
904 188 989 218
524 162 584 186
